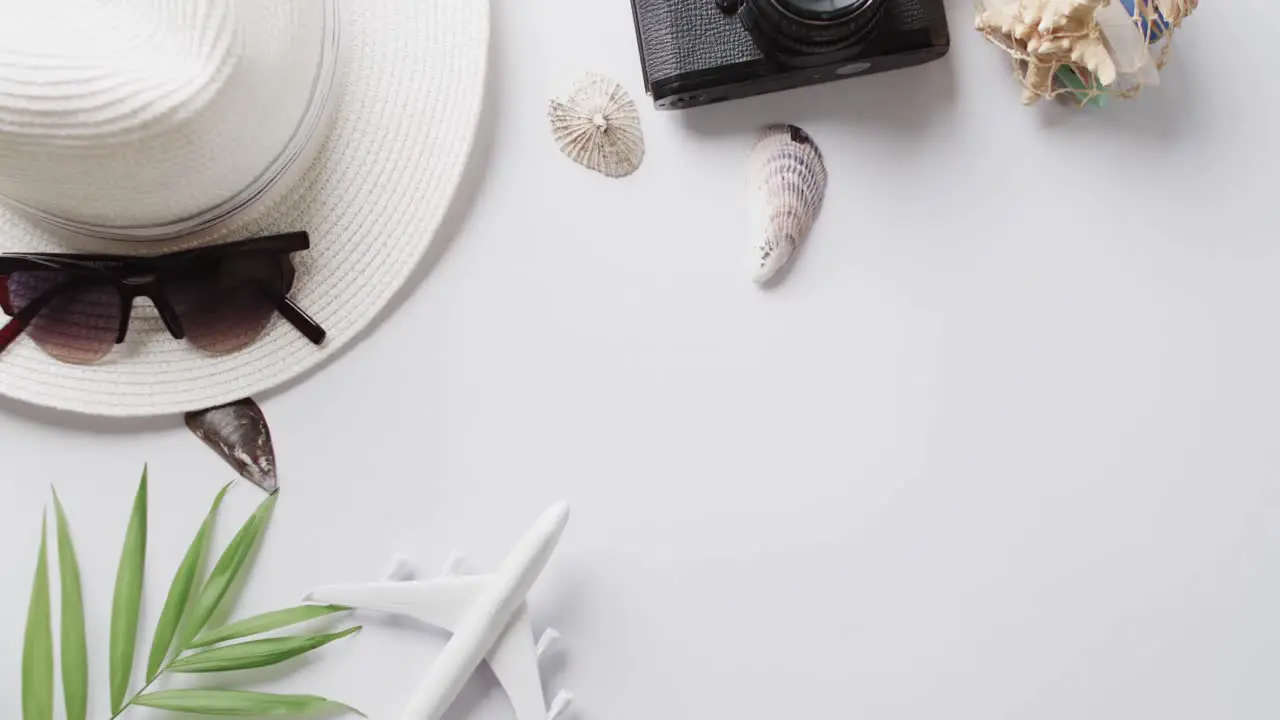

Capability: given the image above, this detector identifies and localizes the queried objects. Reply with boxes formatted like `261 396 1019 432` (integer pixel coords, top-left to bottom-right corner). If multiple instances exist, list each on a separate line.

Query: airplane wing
305 576 553 720
304 575 490 630
485 603 551 720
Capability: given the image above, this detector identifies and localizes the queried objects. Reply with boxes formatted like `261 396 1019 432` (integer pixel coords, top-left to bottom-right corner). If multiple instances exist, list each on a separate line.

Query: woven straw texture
0 0 490 417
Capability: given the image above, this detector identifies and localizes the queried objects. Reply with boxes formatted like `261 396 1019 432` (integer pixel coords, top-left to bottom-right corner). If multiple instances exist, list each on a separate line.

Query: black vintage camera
629 0 950 109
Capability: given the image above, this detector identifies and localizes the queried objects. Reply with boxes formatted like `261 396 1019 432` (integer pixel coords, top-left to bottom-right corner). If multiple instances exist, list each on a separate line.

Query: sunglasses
0 231 326 365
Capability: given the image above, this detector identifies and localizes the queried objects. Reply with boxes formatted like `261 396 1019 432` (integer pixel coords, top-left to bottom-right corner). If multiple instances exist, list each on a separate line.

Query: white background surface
2 1 1277 719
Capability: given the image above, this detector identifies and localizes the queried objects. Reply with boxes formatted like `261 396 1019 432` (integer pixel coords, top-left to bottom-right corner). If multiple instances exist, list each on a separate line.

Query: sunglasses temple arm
0 275 12 315
265 289 326 345
0 282 68 355
0 313 32 355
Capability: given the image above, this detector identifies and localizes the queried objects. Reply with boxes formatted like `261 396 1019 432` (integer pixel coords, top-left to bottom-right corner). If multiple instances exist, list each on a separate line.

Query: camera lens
781 0 865 20
740 0 886 61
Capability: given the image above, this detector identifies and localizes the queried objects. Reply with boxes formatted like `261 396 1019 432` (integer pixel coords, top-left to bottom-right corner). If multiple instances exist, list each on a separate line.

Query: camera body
630 0 950 110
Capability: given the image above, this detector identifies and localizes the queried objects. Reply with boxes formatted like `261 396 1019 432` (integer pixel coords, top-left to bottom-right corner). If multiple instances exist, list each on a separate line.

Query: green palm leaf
190 605 349 649
168 627 361 673
184 492 278 643
109 469 149 714
133 689 363 717
18 477 359 720
53 492 88 720
22 515 53 720
147 484 230 681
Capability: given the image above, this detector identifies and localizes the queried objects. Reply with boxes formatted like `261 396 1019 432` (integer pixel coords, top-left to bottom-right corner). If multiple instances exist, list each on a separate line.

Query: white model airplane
305 502 574 720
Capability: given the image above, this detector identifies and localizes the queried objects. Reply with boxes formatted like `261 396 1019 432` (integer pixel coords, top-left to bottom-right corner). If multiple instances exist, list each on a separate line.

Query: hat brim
0 0 490 417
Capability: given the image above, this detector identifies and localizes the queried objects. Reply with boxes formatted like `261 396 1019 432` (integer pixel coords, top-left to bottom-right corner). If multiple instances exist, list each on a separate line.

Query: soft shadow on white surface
679 56 958 138
439 666 505 720
0 395 175 433
1033 45 1205 143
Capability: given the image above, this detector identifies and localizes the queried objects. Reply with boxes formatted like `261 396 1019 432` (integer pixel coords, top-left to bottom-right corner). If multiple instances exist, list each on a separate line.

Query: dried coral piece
975 0 1115 105
977 0 1196 106
1154 0 1197 27
1152 0 1198 28
549 73 645 178
748 125 827 284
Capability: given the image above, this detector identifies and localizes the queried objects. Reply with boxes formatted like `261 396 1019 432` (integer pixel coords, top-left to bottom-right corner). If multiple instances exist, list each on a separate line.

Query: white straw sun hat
0 0 489 417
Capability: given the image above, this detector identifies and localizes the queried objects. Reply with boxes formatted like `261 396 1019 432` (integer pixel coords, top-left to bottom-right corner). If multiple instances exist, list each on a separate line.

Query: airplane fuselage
402 502 571 720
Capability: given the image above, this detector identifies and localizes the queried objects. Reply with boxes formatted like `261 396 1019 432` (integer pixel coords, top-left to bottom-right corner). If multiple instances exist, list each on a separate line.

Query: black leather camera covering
632 1 762 86
630 0 948 108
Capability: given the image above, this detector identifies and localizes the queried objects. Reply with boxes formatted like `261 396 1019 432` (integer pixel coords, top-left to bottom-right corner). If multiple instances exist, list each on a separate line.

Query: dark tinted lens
7 271 122 364
780 0 864 20
167 253 287 354
743 0 884 58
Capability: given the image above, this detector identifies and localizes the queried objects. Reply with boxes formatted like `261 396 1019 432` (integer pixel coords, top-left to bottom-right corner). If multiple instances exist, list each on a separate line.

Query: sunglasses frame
0 231 326 358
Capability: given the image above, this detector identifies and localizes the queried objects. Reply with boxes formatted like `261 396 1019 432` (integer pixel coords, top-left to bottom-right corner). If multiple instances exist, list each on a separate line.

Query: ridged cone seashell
548 73 644 178
748 125 827 284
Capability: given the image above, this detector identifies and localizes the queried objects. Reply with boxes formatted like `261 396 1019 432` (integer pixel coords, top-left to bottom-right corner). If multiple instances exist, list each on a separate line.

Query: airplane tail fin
382 554 415 581
536 628 561 658
548 690 574 720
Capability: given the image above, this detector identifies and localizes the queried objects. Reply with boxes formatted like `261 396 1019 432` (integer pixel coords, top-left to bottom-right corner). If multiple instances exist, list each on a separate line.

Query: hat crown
0 0 337 239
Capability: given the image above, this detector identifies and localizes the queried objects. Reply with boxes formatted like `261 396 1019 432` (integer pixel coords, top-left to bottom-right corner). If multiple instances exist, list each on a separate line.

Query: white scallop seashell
748 124 827 284
548 73 645 178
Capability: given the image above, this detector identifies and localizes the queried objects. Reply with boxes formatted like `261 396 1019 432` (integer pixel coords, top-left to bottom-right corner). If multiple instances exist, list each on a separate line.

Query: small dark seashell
184 397 278 494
